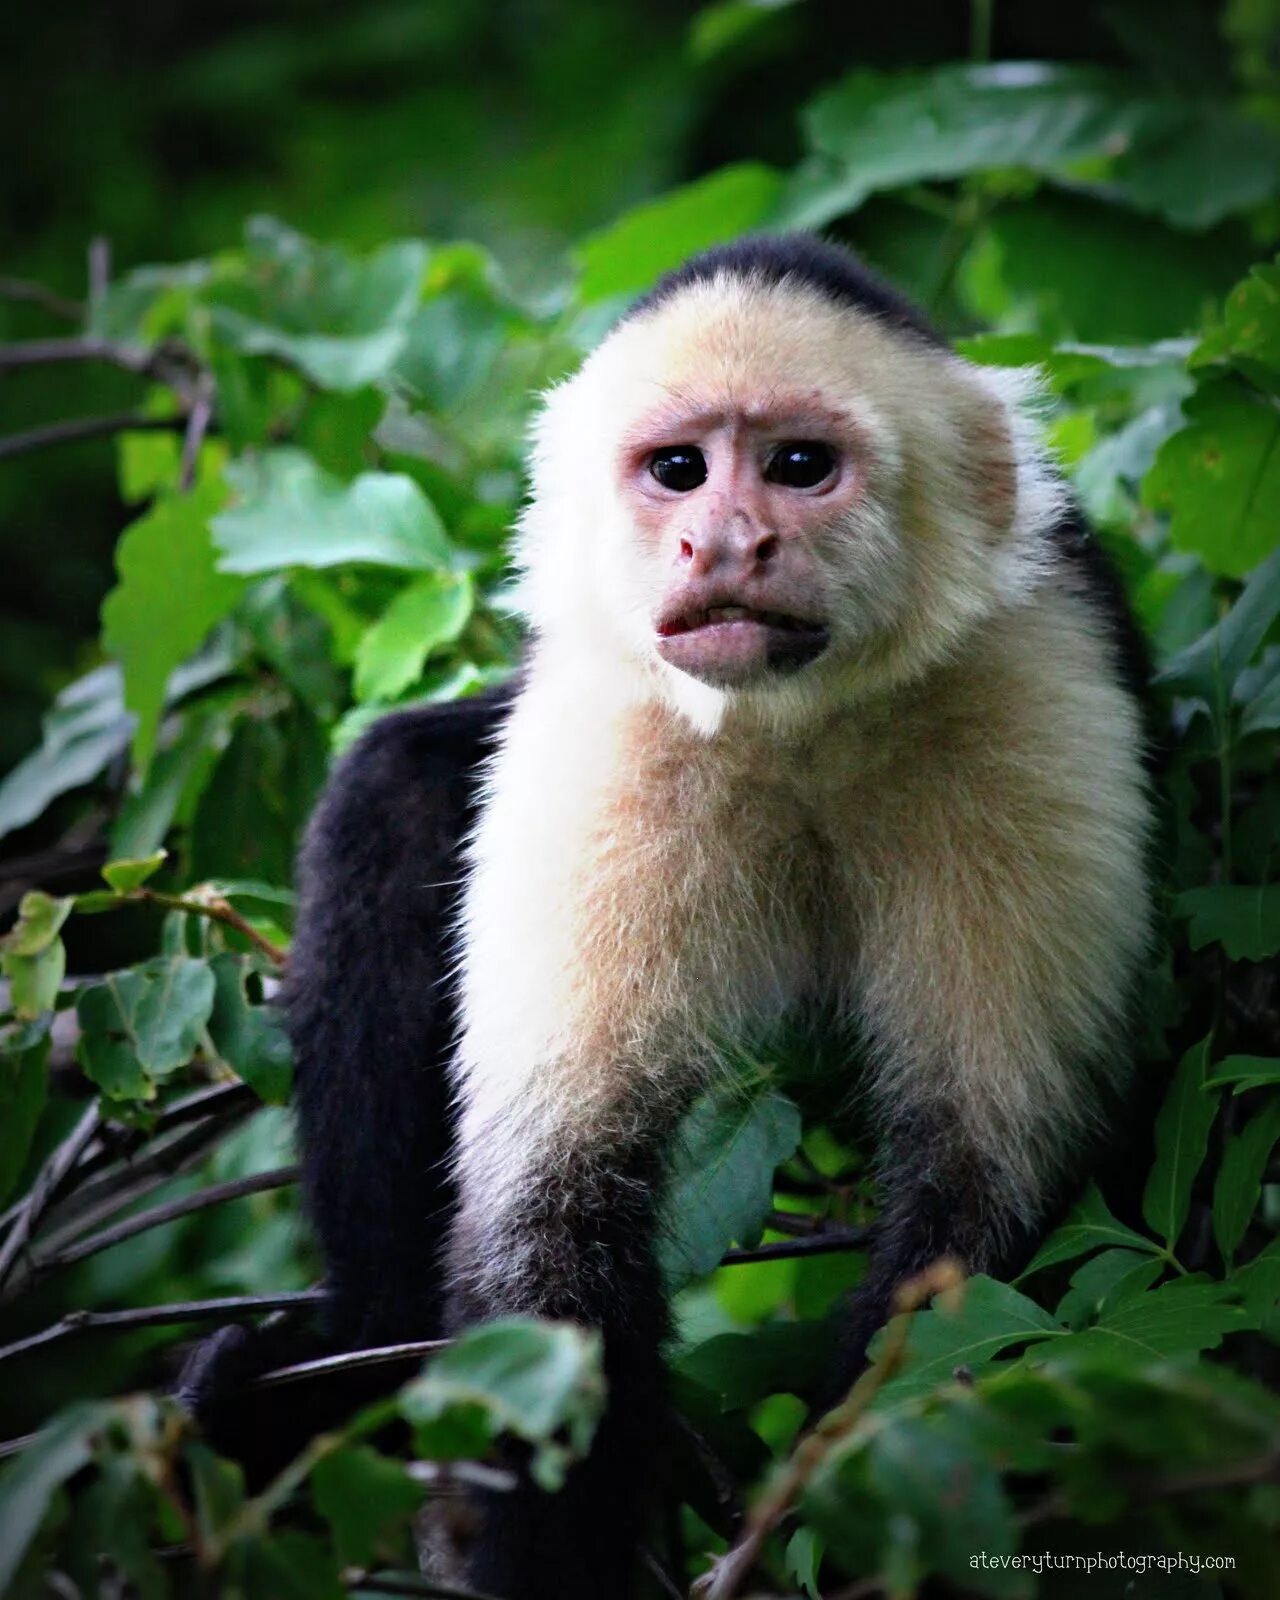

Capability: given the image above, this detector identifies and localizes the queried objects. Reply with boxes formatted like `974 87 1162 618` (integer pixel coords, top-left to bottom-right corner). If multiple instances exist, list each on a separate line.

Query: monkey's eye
649 446 707 492
765 441 836 489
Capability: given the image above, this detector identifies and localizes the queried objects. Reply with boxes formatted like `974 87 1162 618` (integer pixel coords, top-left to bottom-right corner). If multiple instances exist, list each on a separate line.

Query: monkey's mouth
655 605 830 686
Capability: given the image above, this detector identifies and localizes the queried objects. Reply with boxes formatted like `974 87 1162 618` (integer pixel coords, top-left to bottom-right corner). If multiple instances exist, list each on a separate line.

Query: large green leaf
210 221 429 392
1177 885 1280 961
1213 1098 1280 1268
353 572 474 702
659 1085 802 1290
212 450 452 574
1045 1278 1250 1361
207 954 293 1105
101 477 247 778
875 1276 1063 1406
0 667 135 842
1155 547 1280 703
576 164 783 302
399 1318 604 1491
76 957 217 1100
1194 259 1280 373
310 1446 420 1569
1142 1036 1219 1248
1203 1055 1280 1094
0 1404 114 1595
1144 380 1280 577
1020 1183 1161 1277
673 1319 833 1409
786 62 1280 230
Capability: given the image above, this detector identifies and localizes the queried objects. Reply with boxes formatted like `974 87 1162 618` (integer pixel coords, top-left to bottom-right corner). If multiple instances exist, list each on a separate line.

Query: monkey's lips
655 604 830 686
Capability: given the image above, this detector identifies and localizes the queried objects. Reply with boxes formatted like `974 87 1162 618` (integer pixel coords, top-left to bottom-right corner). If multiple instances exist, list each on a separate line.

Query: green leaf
1143 1035 1219 1248
1020 1183 1162 1276
784 1525 824 1600
0 1019 50 1204
1 904 68 1019
1204 1056 1280 1093
399 1318 604 1492
310 1445 420 1569
207 954 293 1104
1213 1098 1280 1267
877 1277 1063 1406
1194 259 1280 373
212 450 452 574
576 164 783 302
101 850 168 893
101 476 247 776
1177 885 1280 961
1143 380 1280 578
787 61 1280 231
0 891 73 957
353 572 474 702
0 666 134 842
1232 1239 1280 1339
0 1403 113 1595
1241 660 1280 737
76 957 217 1099
659 1086 802 1290
228 1528 345 1600
674 1320 833 1409
212 228 429 392
1156 547 1280 703
118 430 183 504
1055 1248 1165 1330
1045 1278 1250 1362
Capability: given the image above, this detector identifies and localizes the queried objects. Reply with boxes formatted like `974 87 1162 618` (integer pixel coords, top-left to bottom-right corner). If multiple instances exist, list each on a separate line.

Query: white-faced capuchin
181 234 1152 1600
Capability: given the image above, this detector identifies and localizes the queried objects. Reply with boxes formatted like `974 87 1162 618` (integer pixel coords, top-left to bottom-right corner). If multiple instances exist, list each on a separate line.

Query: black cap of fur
630 233 947 349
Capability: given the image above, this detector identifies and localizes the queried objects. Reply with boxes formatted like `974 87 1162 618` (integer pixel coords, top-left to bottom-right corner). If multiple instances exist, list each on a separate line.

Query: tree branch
0 1103 100 1289
0 276 84 322
721 1225 871 1265
0 413 183 463
256 1338 447 1388
0 1289 327 1367
2 1166 299 1302
134 887 288 966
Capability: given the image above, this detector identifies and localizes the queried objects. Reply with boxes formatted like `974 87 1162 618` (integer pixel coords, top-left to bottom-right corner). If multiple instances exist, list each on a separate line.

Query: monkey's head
518 236 1060 732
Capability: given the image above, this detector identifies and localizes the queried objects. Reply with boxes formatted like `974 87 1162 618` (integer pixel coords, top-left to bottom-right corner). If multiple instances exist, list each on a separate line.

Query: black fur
631 231 948 349
180 239 1150 1599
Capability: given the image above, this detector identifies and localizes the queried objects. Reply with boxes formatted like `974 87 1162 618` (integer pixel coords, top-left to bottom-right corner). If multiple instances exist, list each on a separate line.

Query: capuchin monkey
182 235 1152 1599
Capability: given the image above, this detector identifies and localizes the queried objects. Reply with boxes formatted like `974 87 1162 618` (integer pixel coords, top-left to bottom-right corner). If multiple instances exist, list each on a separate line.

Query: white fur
450 269 1151 1300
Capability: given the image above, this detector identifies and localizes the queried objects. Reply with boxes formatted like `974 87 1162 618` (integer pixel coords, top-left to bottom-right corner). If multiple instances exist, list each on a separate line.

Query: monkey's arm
177 686 509 1463
833 599 1150 1386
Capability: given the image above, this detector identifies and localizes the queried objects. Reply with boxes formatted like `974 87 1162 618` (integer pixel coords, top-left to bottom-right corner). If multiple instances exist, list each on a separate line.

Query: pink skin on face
619 402 864 688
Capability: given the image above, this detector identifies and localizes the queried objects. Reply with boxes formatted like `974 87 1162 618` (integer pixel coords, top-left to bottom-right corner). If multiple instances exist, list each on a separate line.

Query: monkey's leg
443 1109 673 1600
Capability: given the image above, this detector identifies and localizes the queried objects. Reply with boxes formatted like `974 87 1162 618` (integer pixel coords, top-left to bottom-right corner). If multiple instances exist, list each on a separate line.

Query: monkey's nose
680 523 779 576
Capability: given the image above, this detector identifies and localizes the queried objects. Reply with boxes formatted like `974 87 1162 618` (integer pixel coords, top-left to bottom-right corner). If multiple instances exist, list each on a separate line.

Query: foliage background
2 1 1280 1595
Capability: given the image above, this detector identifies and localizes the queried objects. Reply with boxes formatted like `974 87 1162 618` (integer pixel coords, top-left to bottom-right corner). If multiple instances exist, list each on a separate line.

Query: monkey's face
520 272 1053 725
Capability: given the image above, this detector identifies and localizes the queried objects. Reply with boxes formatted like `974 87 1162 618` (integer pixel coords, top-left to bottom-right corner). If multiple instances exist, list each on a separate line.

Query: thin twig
0 1103 100 1288
0 277 83 322
0 1290 327 1366
343 1571 502 1600
179 377 215 491
404 1460 517 1493
135 887 287 966
88 237 111 306
3 1166 298 1301
721 1226 871 1266
0 336 155 372
0 413 182 462
257 1338 447 1388
700 1260 965 1600
35 1108 254 1257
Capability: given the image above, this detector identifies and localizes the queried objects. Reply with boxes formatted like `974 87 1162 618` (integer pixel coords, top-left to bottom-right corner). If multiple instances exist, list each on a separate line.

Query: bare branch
0 336 155 373
134 887 288 966
721 1225 871 1266
0 413 183 463
0 1103 100 1289
88 237 111 306
3 1166 299 1301
0 277 83 322
257 1338 447 1388
179 377 215 491
0 1289 327 1367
